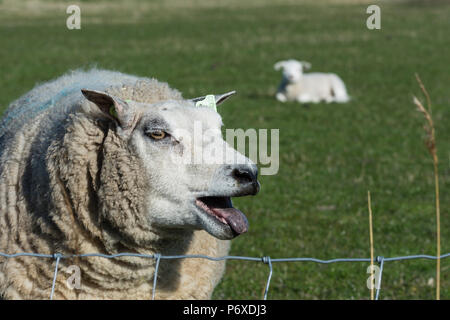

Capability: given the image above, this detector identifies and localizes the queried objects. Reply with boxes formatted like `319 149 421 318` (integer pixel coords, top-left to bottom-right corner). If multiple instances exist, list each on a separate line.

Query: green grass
1 0 449 299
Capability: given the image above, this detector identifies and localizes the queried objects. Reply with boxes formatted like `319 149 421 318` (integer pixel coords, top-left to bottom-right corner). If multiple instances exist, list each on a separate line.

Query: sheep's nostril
232 167 256 184
229 165 260 196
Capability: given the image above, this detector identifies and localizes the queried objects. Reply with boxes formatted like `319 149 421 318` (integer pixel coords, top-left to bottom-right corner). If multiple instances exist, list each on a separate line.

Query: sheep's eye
148 130 166 140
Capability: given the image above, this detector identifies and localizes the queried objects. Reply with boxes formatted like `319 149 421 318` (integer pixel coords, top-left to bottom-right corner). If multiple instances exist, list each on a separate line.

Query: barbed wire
1 251 449 300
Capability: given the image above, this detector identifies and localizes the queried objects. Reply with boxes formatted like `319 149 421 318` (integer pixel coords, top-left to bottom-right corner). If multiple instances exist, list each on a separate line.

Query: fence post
50 253 62 300
152 253 161 300
262 256 273 300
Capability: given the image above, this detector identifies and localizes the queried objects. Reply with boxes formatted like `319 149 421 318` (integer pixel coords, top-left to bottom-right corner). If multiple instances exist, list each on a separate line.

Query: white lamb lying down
274 59 350 104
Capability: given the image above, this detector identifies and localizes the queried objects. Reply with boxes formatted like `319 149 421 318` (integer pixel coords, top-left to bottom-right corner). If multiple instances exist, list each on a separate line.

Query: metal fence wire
0 252 449 300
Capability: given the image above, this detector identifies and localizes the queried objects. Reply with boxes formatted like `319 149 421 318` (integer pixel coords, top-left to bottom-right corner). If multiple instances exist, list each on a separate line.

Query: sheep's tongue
212 207 249 235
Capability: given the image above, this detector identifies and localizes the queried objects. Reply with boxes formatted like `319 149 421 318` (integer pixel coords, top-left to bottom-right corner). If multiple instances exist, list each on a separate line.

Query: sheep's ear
301 61 312 70
214 91 236 105
81 89 137 130
274 61 286 71
189 91 236 106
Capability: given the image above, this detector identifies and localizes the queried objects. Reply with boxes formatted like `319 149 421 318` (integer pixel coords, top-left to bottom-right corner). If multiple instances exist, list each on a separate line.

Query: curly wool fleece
0 69 231 299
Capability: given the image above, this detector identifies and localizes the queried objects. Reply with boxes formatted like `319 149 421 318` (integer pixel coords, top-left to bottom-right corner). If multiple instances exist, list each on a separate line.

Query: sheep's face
274 59 311 83
82 90 259 240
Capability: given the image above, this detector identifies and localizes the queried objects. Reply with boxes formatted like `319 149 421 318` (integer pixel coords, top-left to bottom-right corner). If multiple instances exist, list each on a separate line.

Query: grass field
0 0 449 299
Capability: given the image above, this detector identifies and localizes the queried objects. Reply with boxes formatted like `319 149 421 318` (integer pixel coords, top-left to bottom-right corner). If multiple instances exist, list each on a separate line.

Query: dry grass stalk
413 74 440 300
368 191 374 300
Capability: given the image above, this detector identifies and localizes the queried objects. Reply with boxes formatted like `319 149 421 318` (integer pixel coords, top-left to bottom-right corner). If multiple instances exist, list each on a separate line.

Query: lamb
274 59 350 104
0 69 259 299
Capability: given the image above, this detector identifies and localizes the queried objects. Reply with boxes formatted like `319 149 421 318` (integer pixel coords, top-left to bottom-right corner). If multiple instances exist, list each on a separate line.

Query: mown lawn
0 0 449 299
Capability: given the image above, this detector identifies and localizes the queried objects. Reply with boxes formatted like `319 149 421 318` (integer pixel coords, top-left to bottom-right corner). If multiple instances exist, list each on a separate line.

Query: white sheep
0 69 259 299
274 59 350 104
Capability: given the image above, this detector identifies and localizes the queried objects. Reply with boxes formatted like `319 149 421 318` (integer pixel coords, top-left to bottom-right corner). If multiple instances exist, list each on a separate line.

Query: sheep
274 59 350 104
0 68 259 299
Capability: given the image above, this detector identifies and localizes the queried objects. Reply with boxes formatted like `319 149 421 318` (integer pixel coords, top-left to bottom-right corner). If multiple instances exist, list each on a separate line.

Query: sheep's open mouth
196 196 249 236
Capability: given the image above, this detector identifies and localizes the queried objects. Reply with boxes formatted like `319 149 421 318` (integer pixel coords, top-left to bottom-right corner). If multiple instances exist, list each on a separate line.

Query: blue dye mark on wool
0 69 142 139
0 80 106 138
0 84 80 134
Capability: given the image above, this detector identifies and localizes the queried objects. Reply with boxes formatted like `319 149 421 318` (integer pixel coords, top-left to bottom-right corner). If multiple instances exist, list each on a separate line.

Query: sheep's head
274 59 311 83
81 89 259 241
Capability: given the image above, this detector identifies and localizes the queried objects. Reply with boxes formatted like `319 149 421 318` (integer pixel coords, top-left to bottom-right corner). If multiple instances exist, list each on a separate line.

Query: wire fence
1 251 449 300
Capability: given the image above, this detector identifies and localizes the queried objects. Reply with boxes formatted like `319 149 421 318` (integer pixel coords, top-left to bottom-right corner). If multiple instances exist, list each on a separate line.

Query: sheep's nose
231 165 260 195
232 167 256 184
